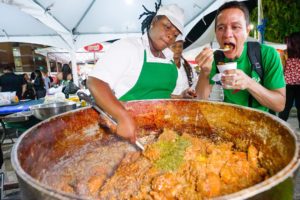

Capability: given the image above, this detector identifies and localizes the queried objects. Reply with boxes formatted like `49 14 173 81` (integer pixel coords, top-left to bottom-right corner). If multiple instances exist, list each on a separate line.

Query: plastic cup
217 62 238 89
217 62 237 74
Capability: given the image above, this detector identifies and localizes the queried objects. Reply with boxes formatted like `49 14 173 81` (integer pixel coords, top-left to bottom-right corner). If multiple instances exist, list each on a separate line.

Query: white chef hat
156 4 184 34
175 34 185 42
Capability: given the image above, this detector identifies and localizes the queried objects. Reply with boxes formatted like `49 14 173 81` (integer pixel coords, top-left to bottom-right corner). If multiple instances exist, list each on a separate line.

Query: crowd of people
0 63 81 102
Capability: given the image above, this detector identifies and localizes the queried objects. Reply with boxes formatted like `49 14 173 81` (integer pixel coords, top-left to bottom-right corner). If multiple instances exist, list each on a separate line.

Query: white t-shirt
89 34 176 99
172 59 198 95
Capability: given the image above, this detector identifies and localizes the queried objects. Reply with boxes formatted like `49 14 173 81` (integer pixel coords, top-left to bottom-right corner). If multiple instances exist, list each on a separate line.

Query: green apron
119 50 178 101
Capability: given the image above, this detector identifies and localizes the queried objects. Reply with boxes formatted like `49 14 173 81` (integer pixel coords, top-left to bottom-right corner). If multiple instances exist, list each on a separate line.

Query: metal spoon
77 91 145 151
212 47 230 52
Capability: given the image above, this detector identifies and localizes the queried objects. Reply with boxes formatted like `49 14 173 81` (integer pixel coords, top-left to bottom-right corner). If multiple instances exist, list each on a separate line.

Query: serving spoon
77 91 145 151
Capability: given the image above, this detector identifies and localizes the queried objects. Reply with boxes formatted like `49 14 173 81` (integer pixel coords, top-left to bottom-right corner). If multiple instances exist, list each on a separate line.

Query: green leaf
250 0 300 43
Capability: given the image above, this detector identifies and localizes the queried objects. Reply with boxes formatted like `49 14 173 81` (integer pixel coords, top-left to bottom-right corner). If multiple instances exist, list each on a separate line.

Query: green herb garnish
153 136 191 171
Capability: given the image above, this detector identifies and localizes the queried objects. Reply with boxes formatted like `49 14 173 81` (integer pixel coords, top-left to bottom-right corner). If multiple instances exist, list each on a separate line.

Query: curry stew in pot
40 129 268 200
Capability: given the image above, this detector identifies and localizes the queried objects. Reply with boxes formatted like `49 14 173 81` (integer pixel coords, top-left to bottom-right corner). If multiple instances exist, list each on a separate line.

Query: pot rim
29 101 77 110
11 107 89 200
11 100 300 200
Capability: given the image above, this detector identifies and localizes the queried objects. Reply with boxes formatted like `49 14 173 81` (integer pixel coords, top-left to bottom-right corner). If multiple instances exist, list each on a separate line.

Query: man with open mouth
195 1 286 113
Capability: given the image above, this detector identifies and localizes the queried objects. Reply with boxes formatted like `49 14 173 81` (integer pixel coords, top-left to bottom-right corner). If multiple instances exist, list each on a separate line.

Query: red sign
84 43 103 52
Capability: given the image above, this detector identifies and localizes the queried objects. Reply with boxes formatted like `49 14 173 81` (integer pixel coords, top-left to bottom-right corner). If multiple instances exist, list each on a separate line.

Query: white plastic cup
217 62 237 74
217 62 237 89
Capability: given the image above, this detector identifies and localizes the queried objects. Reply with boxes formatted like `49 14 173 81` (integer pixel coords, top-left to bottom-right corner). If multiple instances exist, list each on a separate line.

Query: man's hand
195 47 214 100
221 69 285 112
195 47 214 75
221 69 252 90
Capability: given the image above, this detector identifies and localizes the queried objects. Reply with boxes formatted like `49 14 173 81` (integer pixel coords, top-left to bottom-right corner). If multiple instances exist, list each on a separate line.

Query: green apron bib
119 50 178 101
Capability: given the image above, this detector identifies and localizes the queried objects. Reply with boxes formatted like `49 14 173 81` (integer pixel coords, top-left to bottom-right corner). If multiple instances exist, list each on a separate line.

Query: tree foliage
250 0 300 43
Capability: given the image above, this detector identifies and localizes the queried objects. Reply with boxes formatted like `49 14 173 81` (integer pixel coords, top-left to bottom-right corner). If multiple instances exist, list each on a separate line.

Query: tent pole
70 49 79 86
45 53 51 73
55 58 58 73
257 0 261 43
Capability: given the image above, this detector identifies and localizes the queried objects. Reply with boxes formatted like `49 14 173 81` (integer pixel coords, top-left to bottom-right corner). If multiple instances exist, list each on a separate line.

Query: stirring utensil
77 91 145 151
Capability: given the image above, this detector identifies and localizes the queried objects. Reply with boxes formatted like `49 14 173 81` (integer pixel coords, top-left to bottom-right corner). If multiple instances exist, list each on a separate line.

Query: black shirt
33 77 45 91
0 73 25 99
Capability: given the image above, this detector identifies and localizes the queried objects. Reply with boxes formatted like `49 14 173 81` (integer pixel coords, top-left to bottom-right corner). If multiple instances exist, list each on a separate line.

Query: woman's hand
116 112 137 144
87 77 137 143
181 88 197 99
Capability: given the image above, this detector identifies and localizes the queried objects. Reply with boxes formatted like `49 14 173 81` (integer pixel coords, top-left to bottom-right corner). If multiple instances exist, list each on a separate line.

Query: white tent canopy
0 0 250 83
0 0 230 49
0 0 231 83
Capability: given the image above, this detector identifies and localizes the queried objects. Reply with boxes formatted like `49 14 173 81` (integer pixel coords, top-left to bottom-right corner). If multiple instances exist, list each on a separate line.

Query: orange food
98 130 268 199
197 172 221 197
41 129 268 199
12 95 19 103
87 175 106 195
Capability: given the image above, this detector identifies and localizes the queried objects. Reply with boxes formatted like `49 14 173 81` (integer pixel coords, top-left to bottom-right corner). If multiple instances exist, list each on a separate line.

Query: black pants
279 84 300 128
36 89 46 99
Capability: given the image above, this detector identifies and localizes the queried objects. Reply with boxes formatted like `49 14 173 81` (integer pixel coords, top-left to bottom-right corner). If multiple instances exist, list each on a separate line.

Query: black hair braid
139 0 162 34
182 57 194 87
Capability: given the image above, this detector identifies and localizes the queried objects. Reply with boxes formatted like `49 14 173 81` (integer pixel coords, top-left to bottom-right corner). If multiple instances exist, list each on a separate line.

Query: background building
0 42 48 73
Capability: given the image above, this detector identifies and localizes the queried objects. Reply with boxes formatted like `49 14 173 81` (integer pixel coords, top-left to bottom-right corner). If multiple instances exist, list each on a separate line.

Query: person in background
62 73 79 98
170 35 198 99
22 73 36 100
40 66 51 94
55 72 63 86
0 65 26 100
87 3 184 143
48 76 54 87
279 48 288 67
33 69 46 99
23 73 30 83
195 1 285 112
30 71 36 82
279 31 300 129
61 64 72 85
55 64 73 87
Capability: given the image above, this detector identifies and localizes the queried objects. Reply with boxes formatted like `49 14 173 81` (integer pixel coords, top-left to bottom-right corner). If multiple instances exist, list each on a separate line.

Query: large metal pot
11 100 300 200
